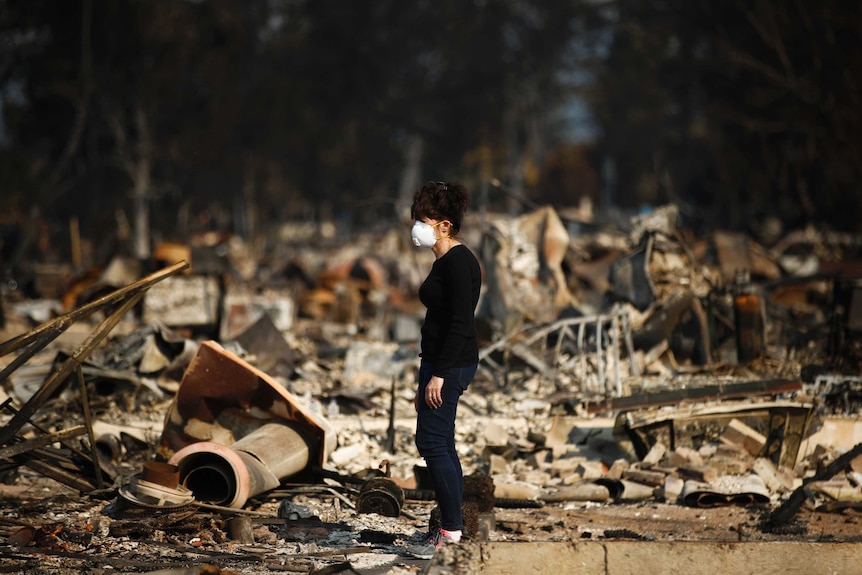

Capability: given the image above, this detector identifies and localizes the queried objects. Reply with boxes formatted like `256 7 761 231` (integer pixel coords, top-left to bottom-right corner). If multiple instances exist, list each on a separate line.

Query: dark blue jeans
415 361 477 532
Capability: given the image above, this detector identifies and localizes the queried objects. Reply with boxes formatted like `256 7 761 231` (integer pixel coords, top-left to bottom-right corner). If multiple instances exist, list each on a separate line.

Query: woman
408 180 482 557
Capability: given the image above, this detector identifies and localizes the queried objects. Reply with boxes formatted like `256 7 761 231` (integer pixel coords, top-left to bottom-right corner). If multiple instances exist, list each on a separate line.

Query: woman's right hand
425 375 444 409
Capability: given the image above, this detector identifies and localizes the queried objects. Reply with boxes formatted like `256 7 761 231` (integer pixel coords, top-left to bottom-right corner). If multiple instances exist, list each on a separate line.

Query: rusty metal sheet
158 340 335 466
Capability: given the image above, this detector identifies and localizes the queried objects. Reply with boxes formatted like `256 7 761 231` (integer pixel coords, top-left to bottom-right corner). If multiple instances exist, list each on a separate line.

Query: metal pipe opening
176 451 240 506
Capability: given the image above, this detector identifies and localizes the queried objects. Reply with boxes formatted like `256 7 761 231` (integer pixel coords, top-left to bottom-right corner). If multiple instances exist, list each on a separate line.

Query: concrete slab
427 541 862 575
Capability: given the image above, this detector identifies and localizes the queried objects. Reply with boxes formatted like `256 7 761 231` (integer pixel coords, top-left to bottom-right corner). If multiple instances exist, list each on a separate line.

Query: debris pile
1 205 861 573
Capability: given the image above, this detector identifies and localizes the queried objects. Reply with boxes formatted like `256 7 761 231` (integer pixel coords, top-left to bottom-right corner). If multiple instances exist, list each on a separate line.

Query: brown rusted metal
0 331 63 391
0 262 189 445
160 340 335 508
170 422 310 508
8 526 36 548
115 463 193 513
227 516 255 543
356 477 405 518
141 461 180 488
159 340 334 459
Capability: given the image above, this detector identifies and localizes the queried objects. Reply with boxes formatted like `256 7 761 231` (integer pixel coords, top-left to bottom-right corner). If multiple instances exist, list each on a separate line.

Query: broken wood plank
0 426 86 459
767 441 862 527
76 364 104 489
18 458 95 492
721 418 767 456
621 468 667 486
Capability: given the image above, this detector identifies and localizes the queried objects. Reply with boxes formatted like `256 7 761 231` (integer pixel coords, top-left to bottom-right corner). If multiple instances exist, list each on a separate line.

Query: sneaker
406 528 458 559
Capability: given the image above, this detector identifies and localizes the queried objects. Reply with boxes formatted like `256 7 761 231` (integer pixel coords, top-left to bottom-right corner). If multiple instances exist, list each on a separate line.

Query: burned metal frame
621 398 813 466
479 305 636 401
0 260 189 491
586 377 802 415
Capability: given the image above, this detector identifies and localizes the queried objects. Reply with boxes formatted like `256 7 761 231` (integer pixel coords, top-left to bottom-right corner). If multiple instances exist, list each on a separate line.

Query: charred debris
1 204 861 572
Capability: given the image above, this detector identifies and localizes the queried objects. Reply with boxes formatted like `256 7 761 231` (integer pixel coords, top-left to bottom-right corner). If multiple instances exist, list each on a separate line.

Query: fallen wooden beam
767 441 862 528
0 426 86 459
18 458 96 493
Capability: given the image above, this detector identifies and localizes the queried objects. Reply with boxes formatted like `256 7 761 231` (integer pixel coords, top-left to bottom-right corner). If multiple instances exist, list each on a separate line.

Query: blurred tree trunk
131 107 152 261
238 155 258 240
397 134 424 217
38 0 93 205
108 104 152 261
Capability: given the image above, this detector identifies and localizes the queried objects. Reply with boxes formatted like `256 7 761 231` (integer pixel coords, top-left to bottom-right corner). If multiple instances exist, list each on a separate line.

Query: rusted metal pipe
169 422 310 508
159 341 334 508
356 477 404 517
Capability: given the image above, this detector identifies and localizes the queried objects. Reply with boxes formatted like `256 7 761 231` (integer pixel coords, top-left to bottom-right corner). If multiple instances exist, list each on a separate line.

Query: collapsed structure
0 204 860 574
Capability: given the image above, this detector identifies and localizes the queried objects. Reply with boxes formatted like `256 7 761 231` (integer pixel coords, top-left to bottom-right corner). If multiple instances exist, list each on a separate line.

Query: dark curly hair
410 180 470 235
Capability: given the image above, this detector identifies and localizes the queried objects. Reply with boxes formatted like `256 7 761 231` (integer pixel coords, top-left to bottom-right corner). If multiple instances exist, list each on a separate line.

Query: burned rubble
1 204 861 574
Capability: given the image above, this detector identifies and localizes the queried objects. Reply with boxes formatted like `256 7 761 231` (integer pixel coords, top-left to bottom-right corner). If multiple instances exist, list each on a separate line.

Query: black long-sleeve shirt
418 244 482 377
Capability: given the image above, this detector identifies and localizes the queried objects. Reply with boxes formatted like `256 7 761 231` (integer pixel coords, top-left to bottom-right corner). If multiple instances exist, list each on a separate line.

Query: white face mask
411 220 441 248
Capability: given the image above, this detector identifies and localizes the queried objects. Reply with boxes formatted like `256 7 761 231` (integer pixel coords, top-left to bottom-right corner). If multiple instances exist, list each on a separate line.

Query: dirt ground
1 472 860 575
2 381 861 575
493 500 862 544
